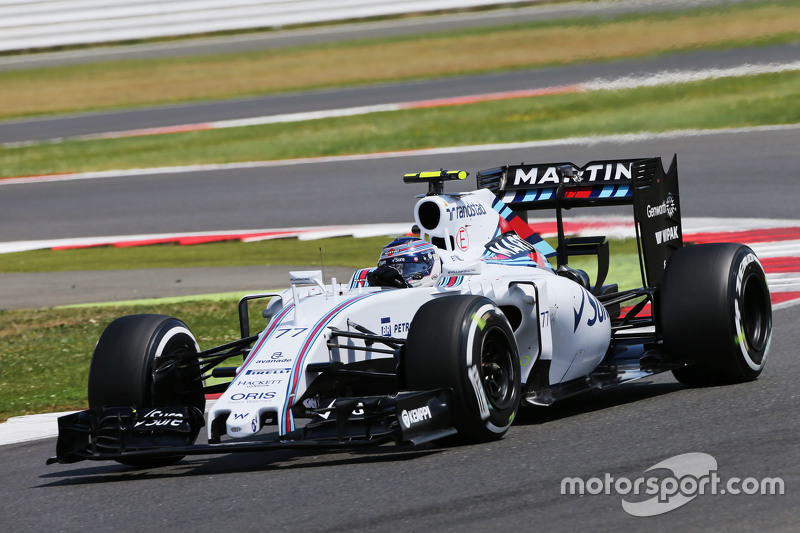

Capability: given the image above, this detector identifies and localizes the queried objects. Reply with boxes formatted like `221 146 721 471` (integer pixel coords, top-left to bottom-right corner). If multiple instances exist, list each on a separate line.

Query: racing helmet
377 237 440 288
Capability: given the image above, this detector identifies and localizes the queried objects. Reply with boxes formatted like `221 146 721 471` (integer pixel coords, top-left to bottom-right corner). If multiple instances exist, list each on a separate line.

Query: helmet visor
381 258 432 282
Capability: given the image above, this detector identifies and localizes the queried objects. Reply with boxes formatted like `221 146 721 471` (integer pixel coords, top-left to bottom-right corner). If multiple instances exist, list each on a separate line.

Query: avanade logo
561 452 784 517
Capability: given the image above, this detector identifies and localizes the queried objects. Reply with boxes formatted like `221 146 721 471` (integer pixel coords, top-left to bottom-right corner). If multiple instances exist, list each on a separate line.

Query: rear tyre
403 296 521 442
660 244 772 385
88 314 205 466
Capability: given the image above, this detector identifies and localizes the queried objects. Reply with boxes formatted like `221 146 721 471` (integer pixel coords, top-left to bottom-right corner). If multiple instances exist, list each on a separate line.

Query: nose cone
226 411 260 439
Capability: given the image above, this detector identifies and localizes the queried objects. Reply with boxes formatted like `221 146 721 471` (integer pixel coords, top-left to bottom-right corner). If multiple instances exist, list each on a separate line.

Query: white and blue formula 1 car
49 156 773 466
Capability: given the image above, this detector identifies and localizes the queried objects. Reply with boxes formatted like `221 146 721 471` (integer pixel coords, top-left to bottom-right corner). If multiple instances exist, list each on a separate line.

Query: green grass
0 236 392 273
3 71 798 178
0 299 250 422
0 233 644 288
0 0 798 120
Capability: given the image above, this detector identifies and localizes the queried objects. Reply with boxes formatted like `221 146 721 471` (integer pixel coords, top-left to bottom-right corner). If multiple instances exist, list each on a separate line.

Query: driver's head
377 237 440 288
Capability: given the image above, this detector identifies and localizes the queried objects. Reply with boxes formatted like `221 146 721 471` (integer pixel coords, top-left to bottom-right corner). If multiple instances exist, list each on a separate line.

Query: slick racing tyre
660 244 772 385
88 314 205 466
403 296 521 442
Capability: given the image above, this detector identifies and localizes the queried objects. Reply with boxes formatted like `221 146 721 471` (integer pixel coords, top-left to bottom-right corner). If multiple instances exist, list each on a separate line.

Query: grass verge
0 300 249 423
0 236 392 273
0 1 798 120
2 70 799 178
0 234 642 281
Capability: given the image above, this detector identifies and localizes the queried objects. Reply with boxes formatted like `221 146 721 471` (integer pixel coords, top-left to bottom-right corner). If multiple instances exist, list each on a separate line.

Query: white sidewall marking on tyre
734 253 764 371
468 364 491 421
154 326 198 359
465 303 495 366
465 303 495 421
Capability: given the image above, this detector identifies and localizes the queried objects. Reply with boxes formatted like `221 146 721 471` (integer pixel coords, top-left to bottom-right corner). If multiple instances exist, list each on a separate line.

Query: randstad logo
561 452 784 517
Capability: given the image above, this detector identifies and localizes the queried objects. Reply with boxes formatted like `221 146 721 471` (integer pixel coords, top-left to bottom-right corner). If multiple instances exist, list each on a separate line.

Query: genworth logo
561 452 784 517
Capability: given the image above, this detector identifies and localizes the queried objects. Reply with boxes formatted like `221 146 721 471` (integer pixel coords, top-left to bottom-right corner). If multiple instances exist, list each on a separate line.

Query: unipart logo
654 226 680 245
647 195 677 219
400 406 432 428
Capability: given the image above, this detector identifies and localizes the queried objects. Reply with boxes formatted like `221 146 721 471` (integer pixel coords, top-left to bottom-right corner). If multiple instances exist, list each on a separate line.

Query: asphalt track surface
1 126 798 243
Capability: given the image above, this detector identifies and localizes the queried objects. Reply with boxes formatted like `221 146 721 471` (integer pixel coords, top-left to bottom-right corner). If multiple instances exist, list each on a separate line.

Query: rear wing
477 156 682 288
476 158 642 209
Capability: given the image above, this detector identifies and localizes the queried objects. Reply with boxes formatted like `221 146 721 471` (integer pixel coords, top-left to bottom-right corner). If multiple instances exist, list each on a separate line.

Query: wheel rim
152 337 204 411
741 271 771 360
480 326 516 410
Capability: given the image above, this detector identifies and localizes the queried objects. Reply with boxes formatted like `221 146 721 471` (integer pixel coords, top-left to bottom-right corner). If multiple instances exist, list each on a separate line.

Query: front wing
47 389 455 464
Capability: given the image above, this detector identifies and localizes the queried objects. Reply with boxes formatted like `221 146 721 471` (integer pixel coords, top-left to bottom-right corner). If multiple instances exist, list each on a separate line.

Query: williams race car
49 156 773 466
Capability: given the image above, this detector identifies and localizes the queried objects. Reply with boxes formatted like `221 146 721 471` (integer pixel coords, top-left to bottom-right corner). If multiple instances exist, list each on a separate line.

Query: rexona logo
401 406 432 428
654 226 680 245
512 162 632 186
133 409 185 428
646 195 678 219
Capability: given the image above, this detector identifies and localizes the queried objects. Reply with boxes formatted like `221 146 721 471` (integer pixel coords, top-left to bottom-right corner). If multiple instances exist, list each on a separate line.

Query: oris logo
400 406 432 428
230 392 276 401
646 195 677 219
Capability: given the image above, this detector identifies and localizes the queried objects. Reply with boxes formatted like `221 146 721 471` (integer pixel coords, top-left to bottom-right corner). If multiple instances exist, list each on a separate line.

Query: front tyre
88 314 205 466
403 296 521 442
660 244 772 385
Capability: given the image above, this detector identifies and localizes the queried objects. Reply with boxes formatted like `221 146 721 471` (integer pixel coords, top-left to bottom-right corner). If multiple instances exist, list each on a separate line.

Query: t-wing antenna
403 169 469 195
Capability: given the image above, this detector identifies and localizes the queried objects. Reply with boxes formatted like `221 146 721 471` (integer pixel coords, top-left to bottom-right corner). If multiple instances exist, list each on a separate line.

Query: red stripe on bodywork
563 187 593 199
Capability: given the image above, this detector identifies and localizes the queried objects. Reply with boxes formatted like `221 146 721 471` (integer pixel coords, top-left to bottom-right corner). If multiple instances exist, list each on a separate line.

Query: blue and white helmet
377 237 440 288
